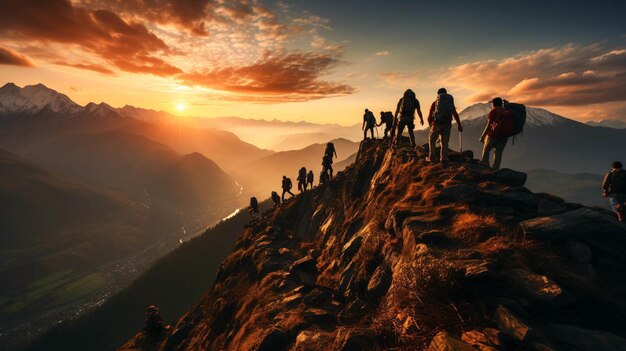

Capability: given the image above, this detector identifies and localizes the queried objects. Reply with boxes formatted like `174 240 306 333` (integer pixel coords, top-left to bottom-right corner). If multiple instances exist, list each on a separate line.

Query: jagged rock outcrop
120 141 626 351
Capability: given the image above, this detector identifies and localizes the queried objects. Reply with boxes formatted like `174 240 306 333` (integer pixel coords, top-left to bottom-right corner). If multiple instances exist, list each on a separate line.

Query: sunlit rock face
121 140 626 351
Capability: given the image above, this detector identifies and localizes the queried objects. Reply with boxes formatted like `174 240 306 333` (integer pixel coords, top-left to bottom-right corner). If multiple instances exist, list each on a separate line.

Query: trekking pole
375 126 379 139
459 130 463 153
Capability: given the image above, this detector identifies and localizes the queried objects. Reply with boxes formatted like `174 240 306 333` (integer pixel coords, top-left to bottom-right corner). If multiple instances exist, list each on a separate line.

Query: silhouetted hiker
394 89 423 147
602 161 626 222
322 154 334 179
362 108 376 140
325 142 337 160
271 191 281 208
378 111 395 139
249 197 259 218
307 170 314 189
298 167 308 192
281 175 295 201
480 97 508 169
320 168 330 185
144 305 165 336
427 88 463 162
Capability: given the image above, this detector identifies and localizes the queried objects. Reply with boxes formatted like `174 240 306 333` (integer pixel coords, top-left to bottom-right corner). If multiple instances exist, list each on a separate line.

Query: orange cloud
0 0 180 76
179 51 354 102
447 42 626 106
0 46 34 67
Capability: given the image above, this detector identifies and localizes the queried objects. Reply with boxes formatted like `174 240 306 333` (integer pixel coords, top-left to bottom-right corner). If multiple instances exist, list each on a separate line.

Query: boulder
428 332 479 351
293 330 333 351
503 268 571 305
494 304 533 342
547 324 626 351
489 168 527 187
303 288 330 306
257 328 292 351
302 308 337 326
366 263 392 298
338 299 366 322
537 198 568 217
342 235 363 262
334 327 378 351
521 208 626 255
567 241 592 264
461 330 499 351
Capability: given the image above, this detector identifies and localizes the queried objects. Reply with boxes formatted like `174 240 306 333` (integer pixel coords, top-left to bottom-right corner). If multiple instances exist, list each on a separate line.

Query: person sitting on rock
144 305 165 336
281 175 295 201
249 196 259 218
602 161 626 222
271 191 281 208
362 108 376 140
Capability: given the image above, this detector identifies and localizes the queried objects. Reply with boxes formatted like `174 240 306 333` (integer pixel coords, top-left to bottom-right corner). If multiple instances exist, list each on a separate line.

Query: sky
1 0 626 125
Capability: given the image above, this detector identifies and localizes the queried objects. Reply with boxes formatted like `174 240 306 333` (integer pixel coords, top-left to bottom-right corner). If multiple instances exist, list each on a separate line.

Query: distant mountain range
585 119 626 129
231 138 360 196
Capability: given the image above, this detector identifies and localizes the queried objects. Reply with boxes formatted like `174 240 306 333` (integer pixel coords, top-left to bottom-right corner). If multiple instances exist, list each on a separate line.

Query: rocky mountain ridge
120 140 626 351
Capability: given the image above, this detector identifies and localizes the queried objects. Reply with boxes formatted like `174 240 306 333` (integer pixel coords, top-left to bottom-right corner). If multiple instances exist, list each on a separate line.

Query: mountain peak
120 141 626 351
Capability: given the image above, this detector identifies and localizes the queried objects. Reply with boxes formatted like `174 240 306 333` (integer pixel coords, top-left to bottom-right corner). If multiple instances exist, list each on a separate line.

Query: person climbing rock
602 161 626 222
298 166 308 192
480 97 509 169
378 111 395 139
249 196 259 218
362 108 376 140
271 191 281 208
144 305 165 337
307 170 314 189
427 88 463 163
281 175 295 201
322 154 334 179
319 168 330 185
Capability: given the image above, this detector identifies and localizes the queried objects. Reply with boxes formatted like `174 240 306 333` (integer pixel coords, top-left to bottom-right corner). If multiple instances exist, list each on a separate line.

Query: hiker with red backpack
362 109 377 140
394 89 423 147
480 97 526 169
427 88 463 162
602 161 626 222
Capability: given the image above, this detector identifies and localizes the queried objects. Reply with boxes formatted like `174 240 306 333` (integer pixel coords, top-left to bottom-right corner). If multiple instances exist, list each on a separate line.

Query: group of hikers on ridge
249 142 338 218
363 88 526 169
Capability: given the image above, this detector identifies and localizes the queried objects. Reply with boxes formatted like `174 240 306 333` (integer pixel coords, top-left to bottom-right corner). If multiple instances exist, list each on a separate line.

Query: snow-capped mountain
0 83 82 115
459 102 576 127
586 119 626 129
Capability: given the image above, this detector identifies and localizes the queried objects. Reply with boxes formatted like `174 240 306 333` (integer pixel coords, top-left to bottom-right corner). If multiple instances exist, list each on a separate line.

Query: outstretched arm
453 108 463 131
416 106 424 125
602 173 611 196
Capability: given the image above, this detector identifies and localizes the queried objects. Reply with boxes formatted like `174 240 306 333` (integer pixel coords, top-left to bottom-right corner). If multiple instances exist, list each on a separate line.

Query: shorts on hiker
609 193 625 211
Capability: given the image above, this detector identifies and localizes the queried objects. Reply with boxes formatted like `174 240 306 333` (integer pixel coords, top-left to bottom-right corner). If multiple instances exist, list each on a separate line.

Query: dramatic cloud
375 51 391 56
0 0 180 76
0 46 34 67
447 42 626 106
179 51 354 102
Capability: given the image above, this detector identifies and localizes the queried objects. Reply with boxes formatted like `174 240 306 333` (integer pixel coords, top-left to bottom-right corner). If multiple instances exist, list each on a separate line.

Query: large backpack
382 111 393 125
299 167 307 179
609 169 626 194
322 154 332 167
503 101 527 137
400 90 417 115
433 93 455 124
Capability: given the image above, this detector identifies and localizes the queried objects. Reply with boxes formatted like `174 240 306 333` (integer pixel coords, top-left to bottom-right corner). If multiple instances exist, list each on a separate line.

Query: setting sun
176 103 186 112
